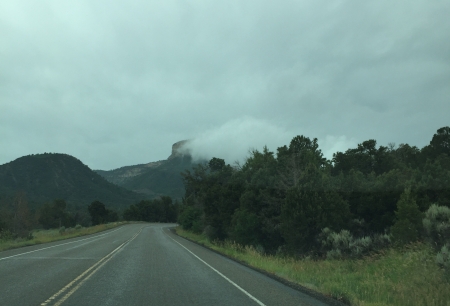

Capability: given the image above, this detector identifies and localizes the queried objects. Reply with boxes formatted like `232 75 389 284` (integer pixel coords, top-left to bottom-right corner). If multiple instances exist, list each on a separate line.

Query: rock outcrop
95 140 194 199
167 140 191 160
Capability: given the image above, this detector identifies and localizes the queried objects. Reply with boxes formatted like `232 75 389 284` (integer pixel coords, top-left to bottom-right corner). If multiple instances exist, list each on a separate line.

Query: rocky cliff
95 140 195 199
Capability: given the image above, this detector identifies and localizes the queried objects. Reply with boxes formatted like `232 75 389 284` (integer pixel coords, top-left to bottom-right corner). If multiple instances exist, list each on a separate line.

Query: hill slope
0 153 142 209
95 140 198 199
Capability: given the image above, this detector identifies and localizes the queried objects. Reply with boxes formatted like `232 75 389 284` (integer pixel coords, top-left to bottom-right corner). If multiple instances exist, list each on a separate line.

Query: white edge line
164 228 266 306
0 227 123 261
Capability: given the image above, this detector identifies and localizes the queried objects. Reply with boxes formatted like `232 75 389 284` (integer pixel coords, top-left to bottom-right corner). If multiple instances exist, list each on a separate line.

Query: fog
180 116 357 164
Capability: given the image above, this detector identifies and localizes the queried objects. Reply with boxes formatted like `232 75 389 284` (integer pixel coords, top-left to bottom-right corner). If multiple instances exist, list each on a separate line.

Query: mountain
95 140 198 199
0 153 142 209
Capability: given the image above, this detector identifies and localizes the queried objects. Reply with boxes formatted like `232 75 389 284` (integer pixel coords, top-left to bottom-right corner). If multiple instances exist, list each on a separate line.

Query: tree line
178 127 450 257
0 195 178 240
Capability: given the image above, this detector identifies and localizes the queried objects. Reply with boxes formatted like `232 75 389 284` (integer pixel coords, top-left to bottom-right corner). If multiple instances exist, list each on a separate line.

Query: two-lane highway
0 224 332 306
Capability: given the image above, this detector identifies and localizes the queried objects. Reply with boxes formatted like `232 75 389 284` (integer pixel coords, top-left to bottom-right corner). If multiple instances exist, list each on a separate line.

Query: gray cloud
1 0 449 169
180 116 358 165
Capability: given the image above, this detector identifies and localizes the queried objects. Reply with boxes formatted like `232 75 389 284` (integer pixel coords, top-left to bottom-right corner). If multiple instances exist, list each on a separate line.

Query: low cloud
179 117 291 164
180 117 357 164
318 135 358 160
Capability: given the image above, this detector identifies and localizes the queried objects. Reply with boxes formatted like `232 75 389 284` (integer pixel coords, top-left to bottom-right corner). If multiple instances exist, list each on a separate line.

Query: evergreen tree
391 188 423 244
88 201 108 225
39 199 74 229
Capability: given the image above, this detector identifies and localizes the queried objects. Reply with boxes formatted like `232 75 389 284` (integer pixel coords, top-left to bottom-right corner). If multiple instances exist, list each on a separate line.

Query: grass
176 227 450 306
0 222 130 252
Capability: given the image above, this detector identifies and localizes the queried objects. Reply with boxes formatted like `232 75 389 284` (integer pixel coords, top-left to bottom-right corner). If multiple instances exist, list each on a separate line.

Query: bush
229 209 261 247
436 244 450 279
350 236 373 258
75 224 82 230
372 233 391 249
191 219 205 234
320 228 390 259
0 230 14 241
59 226 66 235
178 206 202 232
423 204 450 249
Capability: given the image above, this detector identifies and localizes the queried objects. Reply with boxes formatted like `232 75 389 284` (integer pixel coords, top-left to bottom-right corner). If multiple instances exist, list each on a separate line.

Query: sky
1 1 449 170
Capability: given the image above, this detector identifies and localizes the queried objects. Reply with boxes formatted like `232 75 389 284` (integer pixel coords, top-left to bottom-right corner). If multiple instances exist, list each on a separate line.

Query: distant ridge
0 153 142 209
95 140 198 199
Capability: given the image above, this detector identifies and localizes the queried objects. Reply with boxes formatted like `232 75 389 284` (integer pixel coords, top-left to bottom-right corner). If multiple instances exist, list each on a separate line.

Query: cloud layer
179 117 358 164
1 1 449 169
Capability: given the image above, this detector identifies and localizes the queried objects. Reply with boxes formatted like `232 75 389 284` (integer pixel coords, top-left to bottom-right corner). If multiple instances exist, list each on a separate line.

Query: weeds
176 227 450 306
0 222 128 252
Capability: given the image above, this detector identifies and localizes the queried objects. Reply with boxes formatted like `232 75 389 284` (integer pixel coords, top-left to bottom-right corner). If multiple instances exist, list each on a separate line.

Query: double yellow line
41 228 143 306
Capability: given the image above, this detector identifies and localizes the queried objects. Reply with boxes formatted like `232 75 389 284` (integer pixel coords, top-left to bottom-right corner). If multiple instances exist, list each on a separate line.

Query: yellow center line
41 228 143 306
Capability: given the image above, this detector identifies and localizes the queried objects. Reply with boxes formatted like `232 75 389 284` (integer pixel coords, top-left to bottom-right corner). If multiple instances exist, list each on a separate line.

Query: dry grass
0 222 130 252
176 227 450 306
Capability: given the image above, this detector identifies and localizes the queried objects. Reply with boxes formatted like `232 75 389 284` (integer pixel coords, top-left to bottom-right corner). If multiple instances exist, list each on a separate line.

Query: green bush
372 233 391 249
423 204 450 249
320 228 390 259
75 224 82 230
0 230 14 241
436 244 450 279
350 236 373 258
178 206 202 232
59 226 66 234
191 219 205 234
229 209 261 247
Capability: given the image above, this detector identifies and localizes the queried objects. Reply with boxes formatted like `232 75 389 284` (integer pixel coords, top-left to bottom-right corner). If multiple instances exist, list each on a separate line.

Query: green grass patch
0 222 130 252
176 227 450 306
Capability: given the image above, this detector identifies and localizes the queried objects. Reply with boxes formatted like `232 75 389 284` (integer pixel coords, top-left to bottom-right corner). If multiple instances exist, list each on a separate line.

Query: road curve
0 224 331 306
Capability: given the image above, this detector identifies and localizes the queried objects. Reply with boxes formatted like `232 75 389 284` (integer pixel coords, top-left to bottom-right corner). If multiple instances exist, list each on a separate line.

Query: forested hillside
0 153 142 209
178 127 450 256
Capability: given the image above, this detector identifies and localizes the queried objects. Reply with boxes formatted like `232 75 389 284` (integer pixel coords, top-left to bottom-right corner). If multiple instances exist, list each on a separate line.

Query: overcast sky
1 1 449 170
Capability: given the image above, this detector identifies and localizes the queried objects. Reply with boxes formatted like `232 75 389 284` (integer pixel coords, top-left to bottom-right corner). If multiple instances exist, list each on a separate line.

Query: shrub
320 228 390 259
203 225 218 240
178 206 202 231
75 224 82 230
372 233 391 249
436 244 450 279
191 219 205 234
350 236 373 258
229 209 261 247
423 204 450 249
59 226 66 235
0 230 14 241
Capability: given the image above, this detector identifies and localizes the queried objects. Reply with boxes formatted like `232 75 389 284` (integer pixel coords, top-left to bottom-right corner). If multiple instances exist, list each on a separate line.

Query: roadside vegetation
0 182 177 253
1 126 449 304
176 126 450 306
176 227 450 306
0 222 128 252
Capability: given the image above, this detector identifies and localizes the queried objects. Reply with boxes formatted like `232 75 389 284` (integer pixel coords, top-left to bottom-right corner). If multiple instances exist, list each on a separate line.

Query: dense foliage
0 195 120 237
0 153 141 209
39 199 75 229
88 201 119 225
178 127 450 257
123 196 177 223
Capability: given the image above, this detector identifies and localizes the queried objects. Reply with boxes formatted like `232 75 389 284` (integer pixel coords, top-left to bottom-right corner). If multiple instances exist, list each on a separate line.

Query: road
0 224 333 306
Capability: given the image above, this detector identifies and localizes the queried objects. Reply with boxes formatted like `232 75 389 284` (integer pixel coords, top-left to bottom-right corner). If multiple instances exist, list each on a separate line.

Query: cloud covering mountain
179 116 357 164
1 0 448 169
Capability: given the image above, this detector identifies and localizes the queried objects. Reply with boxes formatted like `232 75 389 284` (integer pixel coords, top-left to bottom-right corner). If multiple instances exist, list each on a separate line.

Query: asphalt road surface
0 224 332 306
